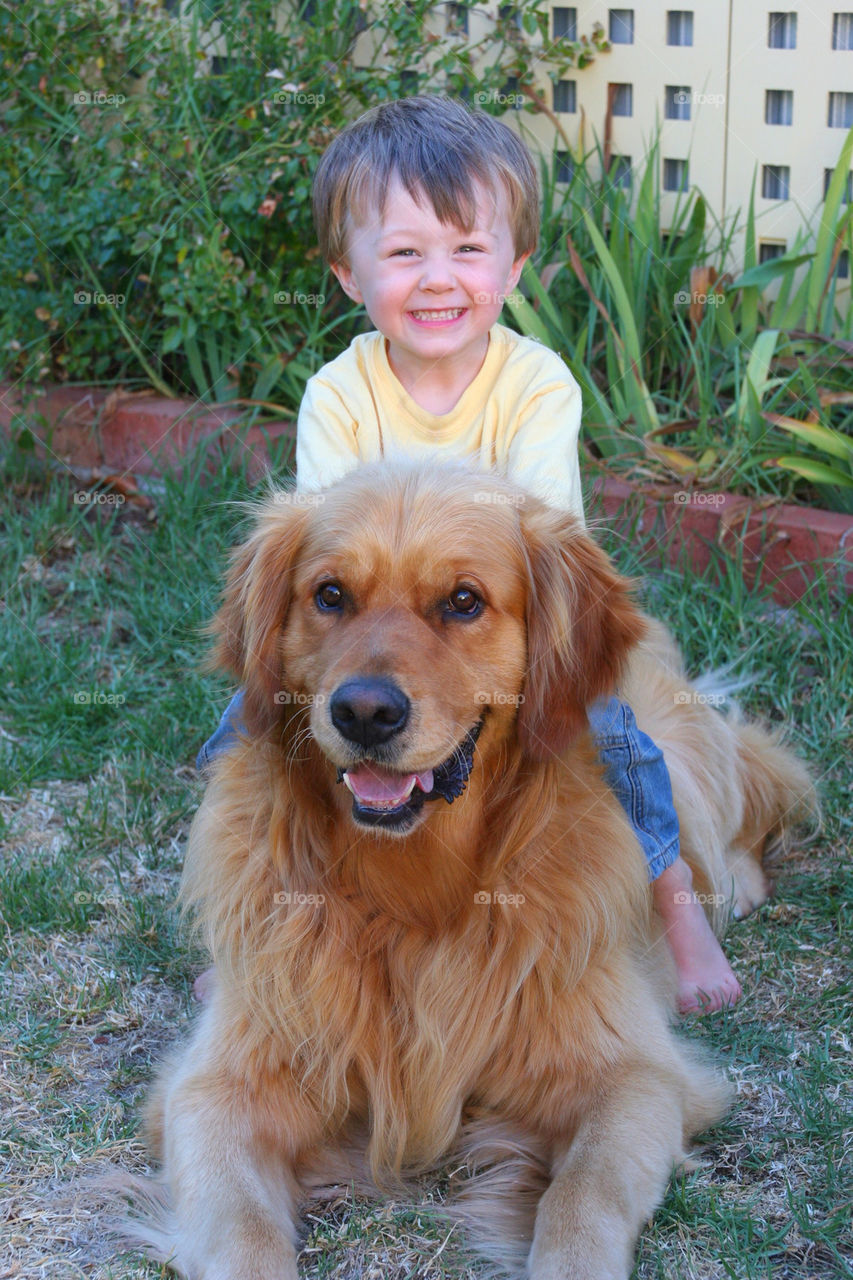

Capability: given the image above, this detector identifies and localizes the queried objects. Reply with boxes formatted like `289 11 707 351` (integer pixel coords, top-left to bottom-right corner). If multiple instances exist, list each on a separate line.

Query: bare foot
193 965 216 1003
653 858 742 1015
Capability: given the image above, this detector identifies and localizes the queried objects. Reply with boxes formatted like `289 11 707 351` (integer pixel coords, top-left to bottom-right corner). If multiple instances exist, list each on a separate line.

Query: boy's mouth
409 308 467 324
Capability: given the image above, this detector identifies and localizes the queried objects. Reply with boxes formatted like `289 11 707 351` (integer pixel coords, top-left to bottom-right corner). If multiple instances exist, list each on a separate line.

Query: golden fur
131 464 814 1279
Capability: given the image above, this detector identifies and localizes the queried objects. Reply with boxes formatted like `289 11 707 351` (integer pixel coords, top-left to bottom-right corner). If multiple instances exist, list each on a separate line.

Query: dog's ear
516 503 647 761
209 497 311 738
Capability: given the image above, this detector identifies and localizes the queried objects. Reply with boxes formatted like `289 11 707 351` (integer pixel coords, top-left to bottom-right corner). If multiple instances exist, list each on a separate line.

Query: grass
0 441 850 1280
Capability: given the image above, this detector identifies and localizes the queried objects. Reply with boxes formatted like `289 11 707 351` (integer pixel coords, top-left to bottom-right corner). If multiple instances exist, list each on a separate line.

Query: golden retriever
131 463 814 1279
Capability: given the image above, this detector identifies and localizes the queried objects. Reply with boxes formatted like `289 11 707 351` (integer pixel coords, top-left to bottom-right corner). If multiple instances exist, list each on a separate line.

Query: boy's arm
295 377 362 492
506 377 585 523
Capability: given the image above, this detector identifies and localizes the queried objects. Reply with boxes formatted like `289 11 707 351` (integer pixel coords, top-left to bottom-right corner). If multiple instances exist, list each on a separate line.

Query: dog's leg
527 1068 700 1280
144 1012 323 1280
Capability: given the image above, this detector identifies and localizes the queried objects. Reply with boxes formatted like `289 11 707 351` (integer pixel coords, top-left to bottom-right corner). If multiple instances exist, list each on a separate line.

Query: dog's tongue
343 762 434 807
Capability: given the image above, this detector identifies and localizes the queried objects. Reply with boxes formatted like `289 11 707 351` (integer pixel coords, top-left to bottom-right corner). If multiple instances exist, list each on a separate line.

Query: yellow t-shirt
295 323 584 521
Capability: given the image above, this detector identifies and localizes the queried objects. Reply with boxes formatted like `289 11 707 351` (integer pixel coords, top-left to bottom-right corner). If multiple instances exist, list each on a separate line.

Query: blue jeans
197 691 679 881
586 696 679 881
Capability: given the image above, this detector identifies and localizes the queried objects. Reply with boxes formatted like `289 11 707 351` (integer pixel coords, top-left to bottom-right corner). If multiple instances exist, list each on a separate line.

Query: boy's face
330 178 529 385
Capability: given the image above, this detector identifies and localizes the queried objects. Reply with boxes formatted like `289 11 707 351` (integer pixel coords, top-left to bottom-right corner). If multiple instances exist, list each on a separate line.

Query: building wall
474 2 852 285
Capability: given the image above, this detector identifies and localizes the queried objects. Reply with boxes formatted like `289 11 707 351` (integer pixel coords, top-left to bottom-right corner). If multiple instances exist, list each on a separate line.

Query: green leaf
771 417 853 465
774 456 853 488
727 253 813 292
807 124 853 331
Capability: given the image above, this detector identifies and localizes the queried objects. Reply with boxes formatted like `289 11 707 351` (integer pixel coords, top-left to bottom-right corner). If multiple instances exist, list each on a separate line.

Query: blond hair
312 96 540 264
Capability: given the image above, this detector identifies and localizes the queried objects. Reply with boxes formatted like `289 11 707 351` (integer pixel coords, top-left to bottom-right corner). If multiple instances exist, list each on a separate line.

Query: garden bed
2 380 850 606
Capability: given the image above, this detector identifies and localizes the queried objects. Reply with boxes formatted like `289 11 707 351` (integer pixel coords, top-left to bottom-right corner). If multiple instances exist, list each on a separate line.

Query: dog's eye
316 582 344 611
446 587 482 617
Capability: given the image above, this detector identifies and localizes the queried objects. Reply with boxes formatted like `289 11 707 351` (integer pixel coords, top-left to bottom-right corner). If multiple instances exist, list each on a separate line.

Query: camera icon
673 890 692 905
673 289 690 306
273 891 292 904
74 91 91 105
674 91 690 106
673 491 690 505
273 291 291 305
73 691 91 704
473 890 491 904
74 890 92 903
74 290 92 305
273 691 292 704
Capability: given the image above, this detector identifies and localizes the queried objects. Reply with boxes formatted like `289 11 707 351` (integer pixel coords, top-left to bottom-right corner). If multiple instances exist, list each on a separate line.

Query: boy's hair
312 96 540 264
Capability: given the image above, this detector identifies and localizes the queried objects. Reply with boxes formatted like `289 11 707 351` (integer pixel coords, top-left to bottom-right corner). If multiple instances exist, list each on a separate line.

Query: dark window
610 155 632 188
768 12 797 48
666 10 694 45
663 157 688 191
832 13 853 48
553 6 578 39
762 164 791 199
610 83 633 116
828 91 853 127
554 79 577 113
556 151 575 183
665 85 691 119
759 241 786 262
765 89 793 124
609 9 634 43
824 167 853 200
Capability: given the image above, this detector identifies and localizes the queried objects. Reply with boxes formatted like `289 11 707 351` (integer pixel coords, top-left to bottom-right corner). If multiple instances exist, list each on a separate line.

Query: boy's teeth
411 308 464 321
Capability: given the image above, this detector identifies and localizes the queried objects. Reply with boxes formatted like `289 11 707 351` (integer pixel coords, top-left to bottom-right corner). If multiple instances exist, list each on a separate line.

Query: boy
201 95 740 1014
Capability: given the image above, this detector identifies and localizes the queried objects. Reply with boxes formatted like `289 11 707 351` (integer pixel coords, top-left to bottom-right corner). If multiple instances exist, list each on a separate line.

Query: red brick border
2 382 851 605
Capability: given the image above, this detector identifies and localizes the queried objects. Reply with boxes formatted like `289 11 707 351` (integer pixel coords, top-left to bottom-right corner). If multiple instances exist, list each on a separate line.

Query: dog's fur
132 465 814 1279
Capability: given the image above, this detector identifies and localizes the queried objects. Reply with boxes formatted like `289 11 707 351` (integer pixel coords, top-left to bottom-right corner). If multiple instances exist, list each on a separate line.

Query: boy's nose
418 256 455 290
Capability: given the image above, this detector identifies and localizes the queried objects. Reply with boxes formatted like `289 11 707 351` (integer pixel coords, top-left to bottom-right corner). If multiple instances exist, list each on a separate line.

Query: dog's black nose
330 678 410 747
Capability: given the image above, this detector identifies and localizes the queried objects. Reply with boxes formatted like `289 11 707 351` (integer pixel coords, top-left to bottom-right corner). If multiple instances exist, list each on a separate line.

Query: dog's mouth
336 719 484 832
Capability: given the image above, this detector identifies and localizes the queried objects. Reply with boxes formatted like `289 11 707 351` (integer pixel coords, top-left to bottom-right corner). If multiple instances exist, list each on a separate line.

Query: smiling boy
201 96 740 1014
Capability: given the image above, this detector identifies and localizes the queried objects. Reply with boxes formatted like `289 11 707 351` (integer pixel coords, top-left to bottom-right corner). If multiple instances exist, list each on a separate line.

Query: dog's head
212 465 645 834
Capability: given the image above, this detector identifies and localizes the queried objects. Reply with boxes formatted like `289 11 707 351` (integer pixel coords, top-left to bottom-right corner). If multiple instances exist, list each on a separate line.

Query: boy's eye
391 248 418 258
458 244 484 253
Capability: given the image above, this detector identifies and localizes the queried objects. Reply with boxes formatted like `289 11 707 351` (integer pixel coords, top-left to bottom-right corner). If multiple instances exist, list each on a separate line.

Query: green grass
0 442 850 1279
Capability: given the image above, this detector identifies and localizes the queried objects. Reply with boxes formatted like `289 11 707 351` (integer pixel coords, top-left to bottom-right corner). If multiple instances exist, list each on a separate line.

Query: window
666 10 694 46
556 151 575 183
832 13 853 49
553 79 577 113
400 69 419 94
610 155 632 188
665 85 691 120
768 12 797 48
824 167 853 200
759 241 787 262
553 6 577 39
838 250 850 278
609 9 634 43
501 76 522 108
609 83 633 116
762 164 791 199
765 89 793 125
663 158 688 191
499 3 521 26
828 91 853 127
447 2 469 34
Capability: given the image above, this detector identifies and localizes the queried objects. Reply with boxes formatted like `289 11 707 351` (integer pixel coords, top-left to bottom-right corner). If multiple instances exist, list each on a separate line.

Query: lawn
0 440 850 1280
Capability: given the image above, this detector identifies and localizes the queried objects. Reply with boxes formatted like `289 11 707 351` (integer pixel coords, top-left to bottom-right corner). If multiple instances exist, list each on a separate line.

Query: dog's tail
734 720 820 866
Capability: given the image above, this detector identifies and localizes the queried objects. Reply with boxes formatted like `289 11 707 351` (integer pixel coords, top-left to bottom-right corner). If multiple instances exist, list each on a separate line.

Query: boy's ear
329 259 364 304
505 250 531 295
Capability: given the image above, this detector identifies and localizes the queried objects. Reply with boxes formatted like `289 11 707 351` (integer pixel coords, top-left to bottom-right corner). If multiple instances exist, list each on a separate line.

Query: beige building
457 2 852 285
